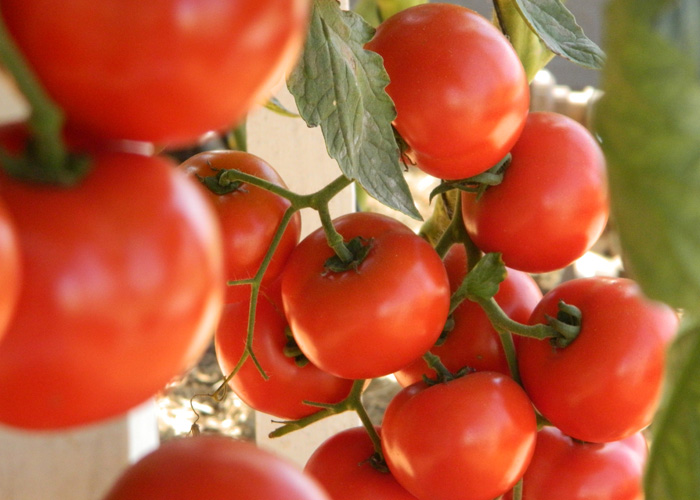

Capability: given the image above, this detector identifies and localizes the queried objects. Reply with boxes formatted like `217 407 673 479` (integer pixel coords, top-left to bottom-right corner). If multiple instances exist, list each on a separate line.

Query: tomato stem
268 379 384 459
497 330 522 385
318 202 354 263
0 10 88 185
512 478 524 500
226 120 248 152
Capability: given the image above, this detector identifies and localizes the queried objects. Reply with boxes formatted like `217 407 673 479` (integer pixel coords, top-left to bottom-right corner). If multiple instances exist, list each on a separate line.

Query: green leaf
510 0 605 70
288 0 421 220
493 0 555 81
645 318 700 499
465 252 507 302
595 0 700 313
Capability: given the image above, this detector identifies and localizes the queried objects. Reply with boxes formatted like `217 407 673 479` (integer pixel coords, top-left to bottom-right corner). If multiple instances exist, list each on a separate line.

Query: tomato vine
0 0 696 499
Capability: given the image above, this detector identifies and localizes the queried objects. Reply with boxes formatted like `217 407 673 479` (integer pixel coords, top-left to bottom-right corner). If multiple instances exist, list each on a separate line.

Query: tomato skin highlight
281 212 450 380
0 198 19 341
215 295 354 420
305 426 419 500
102 435 331 500
518 277 678 443
0 153 225 429
366 3 529 180
181 150 301 304
382 371 537 500
503 427 647 500
461 111 609 273
394 244 542 386
0 0 311 145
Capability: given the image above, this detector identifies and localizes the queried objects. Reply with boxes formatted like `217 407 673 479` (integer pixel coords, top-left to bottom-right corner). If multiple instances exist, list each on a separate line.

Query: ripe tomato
305 426 418 500
0 152 224 429
102 435 330 500
281 212 450 379
394 244 542 386
503 427 647 500
365 3 529 180
461 111 609 273
382 371 537 500
1 0 311 145
181 150 301 304
215 293 354 420
518 277 678 443
0 198 19 341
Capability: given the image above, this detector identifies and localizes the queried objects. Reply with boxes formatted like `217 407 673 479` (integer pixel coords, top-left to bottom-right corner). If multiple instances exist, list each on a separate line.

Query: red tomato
181 150 301 304
215 294 354 420
394 244 542 386
0 152 224 429
305 426 419 500
518 277 678 443
461 111 609 273
1 0 311 145
281 212 450 379
102 435 331 500
0 198 19 341
503 427 647 500
382 371 537 500
365 3 529 180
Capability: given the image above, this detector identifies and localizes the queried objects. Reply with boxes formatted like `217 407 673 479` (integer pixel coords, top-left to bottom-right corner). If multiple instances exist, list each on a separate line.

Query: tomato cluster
0 1 680 500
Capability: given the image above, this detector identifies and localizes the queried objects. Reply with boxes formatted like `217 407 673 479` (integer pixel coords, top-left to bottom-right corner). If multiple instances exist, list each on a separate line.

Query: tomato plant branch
472 296 555 339
0 11 87 185
497 329 522 385
269 379 384 460
511 478 523 500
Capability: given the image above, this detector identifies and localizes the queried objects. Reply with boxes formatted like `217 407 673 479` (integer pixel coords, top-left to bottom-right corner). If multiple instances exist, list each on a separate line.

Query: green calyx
546 300 583 348
197 167 245 196
283 327 310 368
323 236 373 274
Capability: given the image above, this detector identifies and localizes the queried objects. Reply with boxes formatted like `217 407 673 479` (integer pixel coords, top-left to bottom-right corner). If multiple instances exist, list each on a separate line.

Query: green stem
497 330 521 385
269 379 383 460
348 383 383 458
512 478 524 500
226 120 248 152
474 296 557 340
0 10 87 184
218 169 300 202
318 202 353 263
219 169 354 262
422 352 455 382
